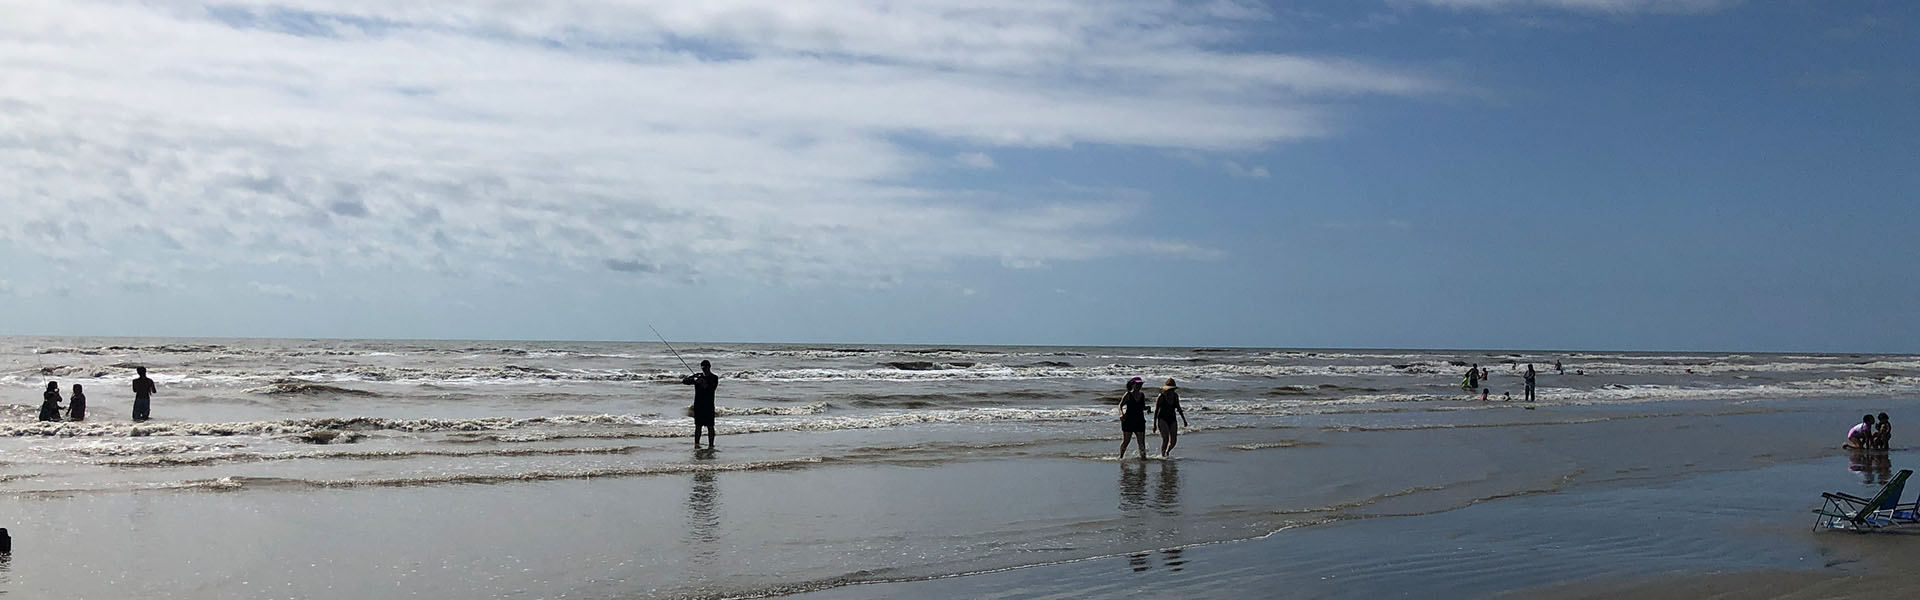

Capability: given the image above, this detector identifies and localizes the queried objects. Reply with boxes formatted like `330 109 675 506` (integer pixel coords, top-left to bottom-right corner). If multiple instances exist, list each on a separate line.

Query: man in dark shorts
682 360 719 447
132 366 157 421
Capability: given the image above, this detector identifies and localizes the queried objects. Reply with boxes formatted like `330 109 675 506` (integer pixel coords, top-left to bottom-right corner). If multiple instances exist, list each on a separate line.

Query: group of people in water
1461 361 1556 402
35 366 158 423
674 361 1192 460
1846 412 1895 450
1117 377 1188 460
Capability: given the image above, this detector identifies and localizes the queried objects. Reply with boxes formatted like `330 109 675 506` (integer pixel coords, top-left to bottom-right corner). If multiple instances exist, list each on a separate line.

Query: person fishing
682 360 720 448
1153 378 1188 457
1117 377 1150 460
67 383 87 421
39 381 63 422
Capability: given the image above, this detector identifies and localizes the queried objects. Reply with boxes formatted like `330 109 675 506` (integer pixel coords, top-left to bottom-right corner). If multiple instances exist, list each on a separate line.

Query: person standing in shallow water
39 382 63 422
132 366 157 422
1523 364 1537 402
1153 378 1188 458
1873 413 1893 450
1118 377 1150 460
66 383 87 422
681 360 720 447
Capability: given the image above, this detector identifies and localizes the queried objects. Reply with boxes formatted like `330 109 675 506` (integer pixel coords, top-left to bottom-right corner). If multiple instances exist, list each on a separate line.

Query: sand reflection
686 448 721 567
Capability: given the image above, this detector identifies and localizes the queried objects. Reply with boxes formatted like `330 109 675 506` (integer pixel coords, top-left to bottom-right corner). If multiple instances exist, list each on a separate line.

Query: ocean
2 337 1916 598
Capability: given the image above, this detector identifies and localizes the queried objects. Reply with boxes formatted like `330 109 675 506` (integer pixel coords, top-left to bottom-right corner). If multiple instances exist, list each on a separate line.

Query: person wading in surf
682 360 720 447
1118 377 1150 460
132 366 157 422
1153 378 1188 457
66 383 87 421
39 381 63 422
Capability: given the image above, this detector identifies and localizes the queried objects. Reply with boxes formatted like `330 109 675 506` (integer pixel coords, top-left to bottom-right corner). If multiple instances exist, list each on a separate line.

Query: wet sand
793 406 1920 599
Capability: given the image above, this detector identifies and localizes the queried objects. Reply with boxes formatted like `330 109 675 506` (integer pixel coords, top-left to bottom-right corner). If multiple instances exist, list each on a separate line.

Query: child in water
1846 414 1875 449
1873 413 1892 450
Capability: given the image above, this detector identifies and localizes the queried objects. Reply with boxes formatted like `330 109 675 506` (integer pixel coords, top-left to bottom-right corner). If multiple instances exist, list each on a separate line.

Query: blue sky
1 0 1915 352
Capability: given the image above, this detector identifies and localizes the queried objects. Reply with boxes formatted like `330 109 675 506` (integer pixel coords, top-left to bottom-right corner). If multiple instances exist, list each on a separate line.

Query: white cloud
1222 161 1271 179
248 281 311 300
0 0 1447 288
954 152 997 169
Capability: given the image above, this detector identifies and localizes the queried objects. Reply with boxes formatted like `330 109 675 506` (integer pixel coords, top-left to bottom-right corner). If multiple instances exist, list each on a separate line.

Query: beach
2 338 1918 598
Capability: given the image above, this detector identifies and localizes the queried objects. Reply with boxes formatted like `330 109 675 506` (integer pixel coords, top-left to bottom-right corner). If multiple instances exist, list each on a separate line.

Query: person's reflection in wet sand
1152 460 1181 517
1119 461 1147 512
1848 449 1893 485
686 448 721 568
1160 547 1186 572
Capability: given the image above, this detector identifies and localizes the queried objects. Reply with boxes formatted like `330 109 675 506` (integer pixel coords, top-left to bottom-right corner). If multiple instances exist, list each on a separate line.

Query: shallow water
1 337 1915 598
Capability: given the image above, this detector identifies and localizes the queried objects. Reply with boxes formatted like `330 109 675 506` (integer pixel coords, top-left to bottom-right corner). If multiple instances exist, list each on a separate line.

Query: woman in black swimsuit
1154 378 1188 457
1118 377 1150 460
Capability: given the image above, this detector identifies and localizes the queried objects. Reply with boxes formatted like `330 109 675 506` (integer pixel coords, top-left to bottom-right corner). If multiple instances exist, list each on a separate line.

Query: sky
1 0 1915 352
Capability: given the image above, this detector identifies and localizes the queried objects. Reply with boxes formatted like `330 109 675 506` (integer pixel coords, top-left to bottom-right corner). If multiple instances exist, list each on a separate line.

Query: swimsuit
1120 391 1147 433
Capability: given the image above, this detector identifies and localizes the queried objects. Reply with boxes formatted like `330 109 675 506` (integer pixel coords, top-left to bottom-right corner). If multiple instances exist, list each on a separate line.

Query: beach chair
1813 469 1911 531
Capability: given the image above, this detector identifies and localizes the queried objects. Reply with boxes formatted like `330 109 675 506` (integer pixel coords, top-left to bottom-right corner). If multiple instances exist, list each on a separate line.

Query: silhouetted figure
1523 364 1537 402
1874 413 1893 450
1153 378 1188 457
681 360 719 447
66 383 86 422
1554 359 1563 375
38 382 62 422
132 366 156 422
1464 365 1479 391
1117 377 1149 460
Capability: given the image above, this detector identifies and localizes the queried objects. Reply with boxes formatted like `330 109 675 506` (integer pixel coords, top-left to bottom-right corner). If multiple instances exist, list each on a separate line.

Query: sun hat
1128 377 1143 384
1163 378 1177 389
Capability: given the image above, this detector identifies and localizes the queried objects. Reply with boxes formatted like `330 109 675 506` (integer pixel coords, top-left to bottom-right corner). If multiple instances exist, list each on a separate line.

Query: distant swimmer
1554 359 1563 375
1153 378 1188 458
681 360 720 447
66 383 87 421
132 366 156 422
1523 364 1537 402
1118 377 1149 460
38 382 63 422
1873 413 1892 450
1846 414 1874 449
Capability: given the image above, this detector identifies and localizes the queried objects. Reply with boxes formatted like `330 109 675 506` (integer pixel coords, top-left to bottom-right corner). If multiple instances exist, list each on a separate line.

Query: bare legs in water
1119 431 1149 460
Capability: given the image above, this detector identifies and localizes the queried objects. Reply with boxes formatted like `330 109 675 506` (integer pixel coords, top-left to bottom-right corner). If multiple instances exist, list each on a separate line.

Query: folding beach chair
1813 468 1912 531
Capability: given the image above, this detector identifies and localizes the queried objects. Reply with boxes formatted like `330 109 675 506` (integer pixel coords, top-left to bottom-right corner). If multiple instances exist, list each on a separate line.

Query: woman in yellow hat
1153 378 1188 457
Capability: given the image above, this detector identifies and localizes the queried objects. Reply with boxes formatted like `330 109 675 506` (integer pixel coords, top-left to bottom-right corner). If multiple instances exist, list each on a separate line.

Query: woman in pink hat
1117 377 1150 460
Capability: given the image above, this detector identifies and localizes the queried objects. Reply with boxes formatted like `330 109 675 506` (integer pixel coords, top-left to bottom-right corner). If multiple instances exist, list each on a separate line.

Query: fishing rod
650 324 696 375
